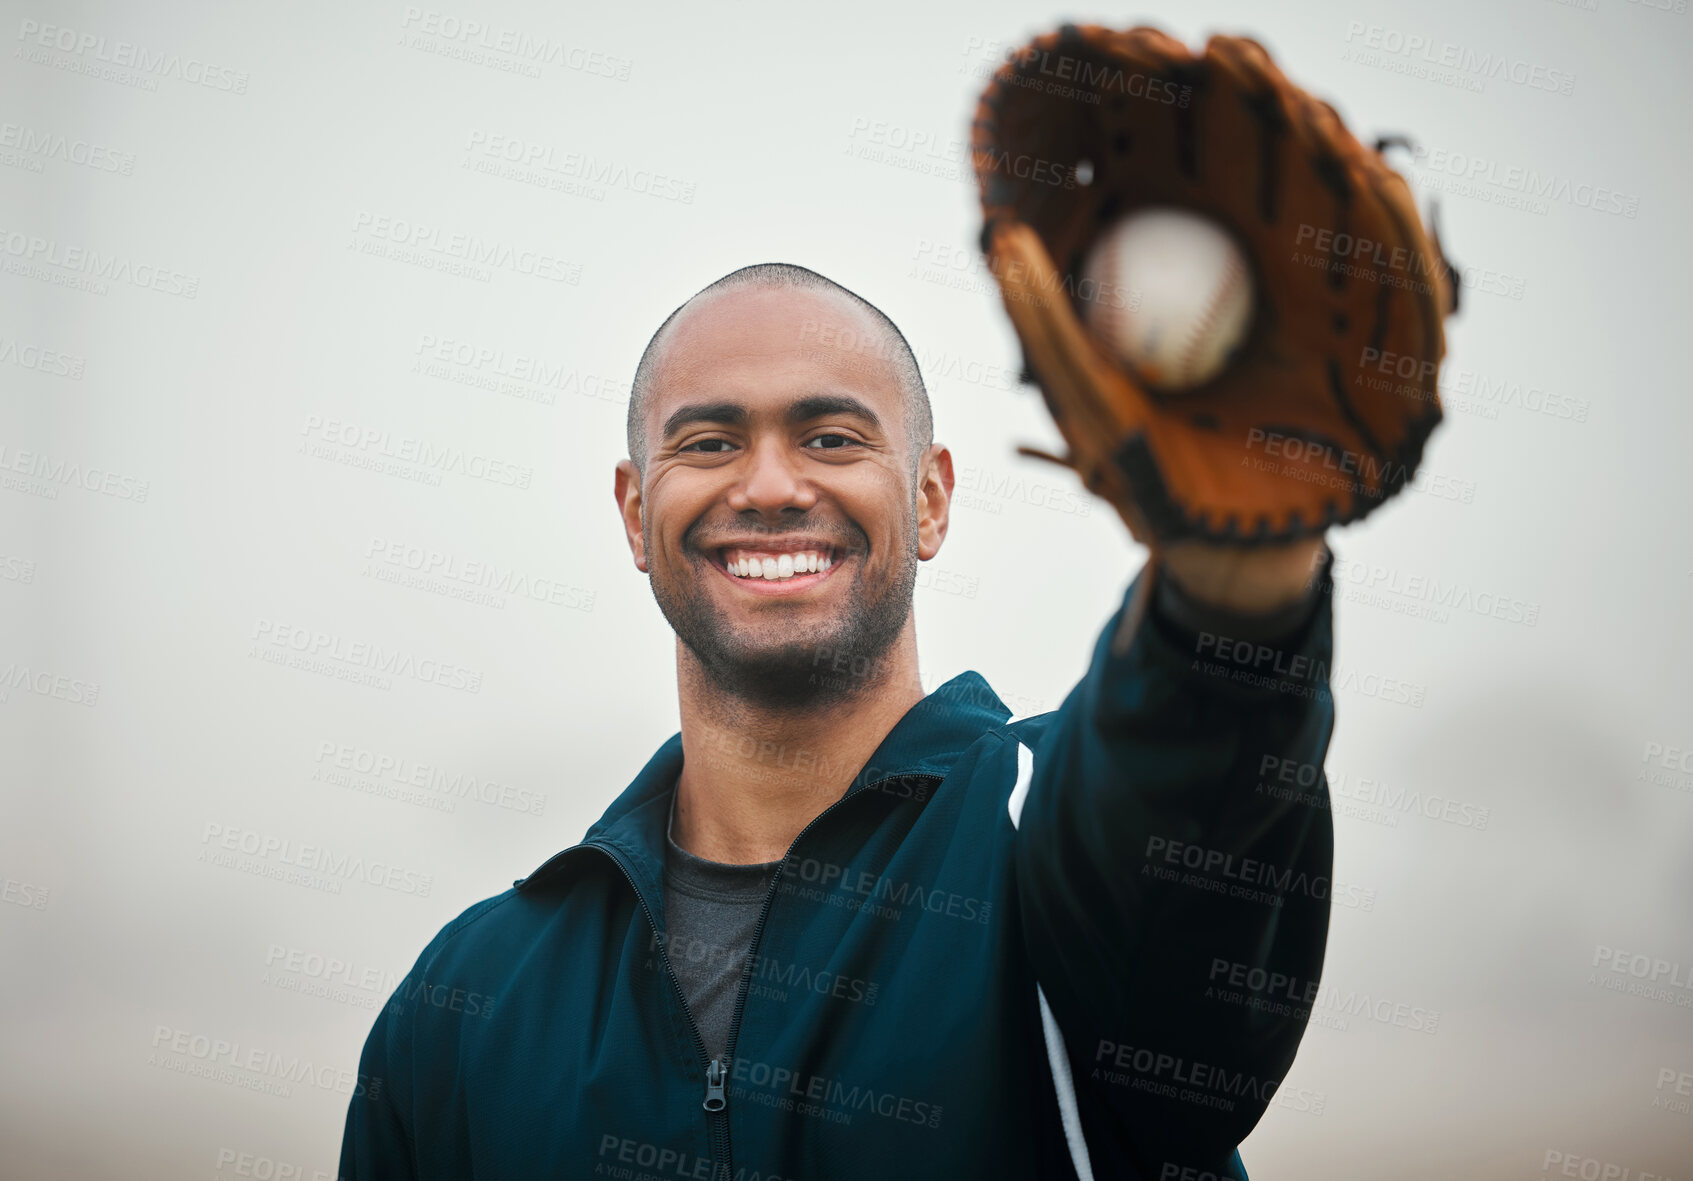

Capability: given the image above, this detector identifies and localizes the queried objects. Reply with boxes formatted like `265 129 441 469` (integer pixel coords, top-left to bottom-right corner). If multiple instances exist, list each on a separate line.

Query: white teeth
723 548 838 580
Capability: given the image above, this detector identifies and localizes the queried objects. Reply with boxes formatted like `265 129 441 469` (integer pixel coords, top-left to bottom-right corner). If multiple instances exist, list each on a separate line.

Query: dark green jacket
339 561 1337 1179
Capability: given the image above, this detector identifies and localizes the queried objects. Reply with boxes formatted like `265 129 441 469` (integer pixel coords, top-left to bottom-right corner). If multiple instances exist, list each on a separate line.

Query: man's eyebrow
660 401 747 440
660 394 883 441
785 394 882 431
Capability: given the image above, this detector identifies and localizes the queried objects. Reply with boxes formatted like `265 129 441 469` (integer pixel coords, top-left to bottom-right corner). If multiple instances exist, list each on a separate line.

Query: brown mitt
971 25 1460 546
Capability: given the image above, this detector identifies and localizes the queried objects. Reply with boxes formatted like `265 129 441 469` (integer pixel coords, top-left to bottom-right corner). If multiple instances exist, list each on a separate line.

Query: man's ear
915 444 954 562
614 459 648 573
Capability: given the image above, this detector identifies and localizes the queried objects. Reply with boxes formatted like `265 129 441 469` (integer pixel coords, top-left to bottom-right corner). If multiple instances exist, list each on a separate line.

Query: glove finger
1278 88 1446 498
1199 35 1294 224
986 219 1161 544
1070 27 1195 233
975 25 1190 286
974 24 1456 542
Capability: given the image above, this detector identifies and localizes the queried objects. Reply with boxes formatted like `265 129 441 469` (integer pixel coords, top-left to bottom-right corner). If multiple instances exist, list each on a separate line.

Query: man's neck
670 630 926 865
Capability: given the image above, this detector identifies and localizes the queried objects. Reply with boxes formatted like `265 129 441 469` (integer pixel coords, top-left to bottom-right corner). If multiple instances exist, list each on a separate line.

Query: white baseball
1078 206 1254 391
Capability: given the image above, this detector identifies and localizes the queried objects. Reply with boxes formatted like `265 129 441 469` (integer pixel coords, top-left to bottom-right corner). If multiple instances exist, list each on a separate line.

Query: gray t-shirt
660 799 779 1063
655 566 1321 1060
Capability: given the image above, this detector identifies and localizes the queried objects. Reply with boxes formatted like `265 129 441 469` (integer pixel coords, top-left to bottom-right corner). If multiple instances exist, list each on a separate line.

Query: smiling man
339 263 1339 1181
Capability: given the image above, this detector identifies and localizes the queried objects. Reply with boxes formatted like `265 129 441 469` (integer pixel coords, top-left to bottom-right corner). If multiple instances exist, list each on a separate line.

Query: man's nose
729 437 818 514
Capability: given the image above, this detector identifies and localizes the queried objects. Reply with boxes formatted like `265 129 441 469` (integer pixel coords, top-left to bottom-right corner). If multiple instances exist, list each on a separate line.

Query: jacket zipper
585 846 733 1176
719 773 946 1105
585 770 945 1179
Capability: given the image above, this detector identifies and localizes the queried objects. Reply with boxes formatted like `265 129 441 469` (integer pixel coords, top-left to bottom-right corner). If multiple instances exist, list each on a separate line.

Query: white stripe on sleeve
1008 740 1096 1181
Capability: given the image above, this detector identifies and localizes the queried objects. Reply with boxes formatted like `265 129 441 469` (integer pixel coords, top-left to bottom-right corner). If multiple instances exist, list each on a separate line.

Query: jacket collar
514 670 1010 897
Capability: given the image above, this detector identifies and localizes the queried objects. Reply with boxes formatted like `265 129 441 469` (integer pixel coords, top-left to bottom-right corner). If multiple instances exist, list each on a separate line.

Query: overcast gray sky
2 0 1690 1176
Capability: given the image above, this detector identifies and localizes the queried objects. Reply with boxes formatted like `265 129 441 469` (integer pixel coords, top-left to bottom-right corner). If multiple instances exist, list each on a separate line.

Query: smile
707 542 848 593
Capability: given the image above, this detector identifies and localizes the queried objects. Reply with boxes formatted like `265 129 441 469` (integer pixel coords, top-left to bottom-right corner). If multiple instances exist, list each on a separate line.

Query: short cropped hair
626 263 932 479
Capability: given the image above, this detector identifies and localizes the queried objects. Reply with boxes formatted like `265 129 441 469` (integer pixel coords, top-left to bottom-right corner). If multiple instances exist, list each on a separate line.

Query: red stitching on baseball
1176 243 1247 387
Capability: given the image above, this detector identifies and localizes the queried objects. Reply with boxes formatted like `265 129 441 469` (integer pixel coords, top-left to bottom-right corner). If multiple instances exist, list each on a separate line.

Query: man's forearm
1013 556 1339 1171
1159 537 1329 616
1154 542 1328 643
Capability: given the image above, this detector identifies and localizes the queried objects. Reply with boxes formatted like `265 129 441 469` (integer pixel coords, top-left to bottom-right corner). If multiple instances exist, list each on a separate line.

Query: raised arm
1011 545 1336 1179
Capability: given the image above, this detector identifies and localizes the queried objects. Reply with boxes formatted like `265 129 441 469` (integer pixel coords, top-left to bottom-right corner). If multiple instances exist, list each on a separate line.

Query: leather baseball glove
971 25 1460 546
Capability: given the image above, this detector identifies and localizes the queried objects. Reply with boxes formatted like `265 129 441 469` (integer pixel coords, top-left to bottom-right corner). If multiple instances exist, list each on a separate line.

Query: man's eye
681 438 734 453
805 434 857 450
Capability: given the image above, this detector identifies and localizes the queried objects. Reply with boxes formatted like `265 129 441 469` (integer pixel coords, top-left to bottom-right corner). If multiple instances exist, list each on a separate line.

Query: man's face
613 285 952 710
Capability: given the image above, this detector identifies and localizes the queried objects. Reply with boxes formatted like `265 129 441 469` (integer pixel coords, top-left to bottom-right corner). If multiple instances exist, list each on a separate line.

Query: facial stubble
643 509 919 711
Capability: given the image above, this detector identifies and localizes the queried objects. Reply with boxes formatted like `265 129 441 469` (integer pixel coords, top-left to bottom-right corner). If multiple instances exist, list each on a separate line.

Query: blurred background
1 0 1688 1176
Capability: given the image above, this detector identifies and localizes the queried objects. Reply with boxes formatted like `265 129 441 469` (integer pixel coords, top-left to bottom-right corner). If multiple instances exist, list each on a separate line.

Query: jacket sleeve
1012 554 1337 1179
337 957 424 1179
338 896 506 1180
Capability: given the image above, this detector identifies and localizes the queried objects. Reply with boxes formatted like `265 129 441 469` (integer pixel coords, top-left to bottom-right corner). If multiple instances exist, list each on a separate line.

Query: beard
645 516 918 712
